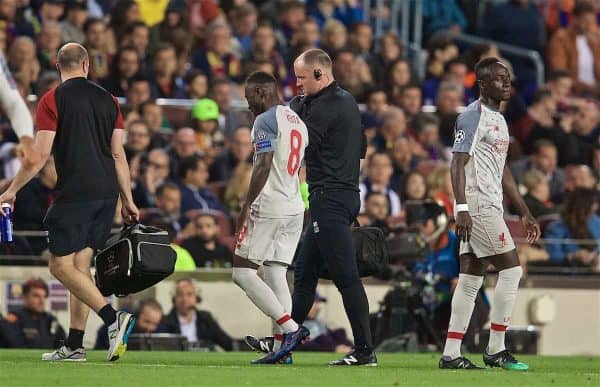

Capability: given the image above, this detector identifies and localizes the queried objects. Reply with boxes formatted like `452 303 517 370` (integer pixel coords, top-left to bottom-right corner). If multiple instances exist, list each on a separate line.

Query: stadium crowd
0 0 598 274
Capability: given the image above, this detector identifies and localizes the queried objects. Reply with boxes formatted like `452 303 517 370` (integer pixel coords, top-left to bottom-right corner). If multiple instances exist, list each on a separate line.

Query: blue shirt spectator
422 0 467 40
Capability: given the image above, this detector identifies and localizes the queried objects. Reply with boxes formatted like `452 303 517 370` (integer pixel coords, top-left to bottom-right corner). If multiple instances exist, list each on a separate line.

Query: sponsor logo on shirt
492 138 509 154
255 139 272 152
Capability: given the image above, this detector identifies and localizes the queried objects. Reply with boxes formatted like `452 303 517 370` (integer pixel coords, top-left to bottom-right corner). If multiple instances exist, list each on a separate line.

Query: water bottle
1 203 13 243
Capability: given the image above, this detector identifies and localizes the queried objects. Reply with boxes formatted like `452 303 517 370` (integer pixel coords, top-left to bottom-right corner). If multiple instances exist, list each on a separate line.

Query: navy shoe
255 326 310 364
251 353 293 365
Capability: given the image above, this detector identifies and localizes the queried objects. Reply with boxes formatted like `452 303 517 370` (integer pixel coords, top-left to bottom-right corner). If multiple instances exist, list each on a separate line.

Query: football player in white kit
232 71 309 364
439 58 540 371
0 53 34 159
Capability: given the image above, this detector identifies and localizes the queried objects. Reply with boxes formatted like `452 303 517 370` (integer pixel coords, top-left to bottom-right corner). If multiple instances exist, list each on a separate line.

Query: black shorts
43 198 118 256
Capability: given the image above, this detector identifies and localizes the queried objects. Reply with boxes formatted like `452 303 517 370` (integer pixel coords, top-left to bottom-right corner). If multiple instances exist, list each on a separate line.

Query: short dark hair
128 74 150 88
83 17 104 34
280 0 304 13
23 278 49 297
299 48 333 69
574 1 596 16
185 69 207 85
138 299 163 315
533 138 557 154
444 57 468 73
126 20 148 35
178 155 204 180
474 57 505 81
531 89 553 106
412 112 440 133
400 82 422 94
57 43 88 71
138 99 158 115
156 182 180 198
246 70 277 87
548 69 572 82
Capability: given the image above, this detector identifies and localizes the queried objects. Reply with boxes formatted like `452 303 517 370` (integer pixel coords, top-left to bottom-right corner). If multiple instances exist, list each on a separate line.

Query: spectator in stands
389 136 420 190
564 164 597 192
514 89 561 149
36 0 65 25
397 83 422 123
35 71 61 97
191 98 225 155
248 24 287 82
209 126 252 182
83 18 111 81
321 19 348 54
374 107 406 151
162 278 233 350
185 69 209 99
182 212 232 268
295 292 353 353
308 0 363 29
358 191 390 233
548 1 600 97
95 299 165 349
230 3 258 60
400 170 428 202
287 18 320 65
333 48 373 102
209 77 252 137
150 43 186 99
362 88 388 140
223 162 252 216
0 278 65 348
436 81 463 146
510 139 565 203
422 0 467 40
126 74 152 111
427 165 454 216
424 36 459 85
359 152 401 216
0 0 34 39
106 0 140 54
275 0 306 51
193 22 242 82
544 188 600 266
348 22 374 64
371 32 402 85
124 119 151 161
557 100 600 165
521 169 559 218
412 112 448 162
100 45 140 98
148 1 187 56
139 100 170 149
13 156 56 231
122 21 150 71
167 127 202 180
36 21 61 72
546 70 576 108
8 36 40 89
133 149 171 208
60 0 87 44
150 182 183 234
178 155 227 214
384 58 412 105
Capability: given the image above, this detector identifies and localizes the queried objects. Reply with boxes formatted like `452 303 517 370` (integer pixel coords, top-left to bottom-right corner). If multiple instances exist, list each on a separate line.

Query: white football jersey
250 105 309 218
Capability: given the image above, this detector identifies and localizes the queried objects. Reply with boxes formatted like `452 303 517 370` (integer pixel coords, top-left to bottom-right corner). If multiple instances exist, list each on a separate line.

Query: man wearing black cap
60 0 87 44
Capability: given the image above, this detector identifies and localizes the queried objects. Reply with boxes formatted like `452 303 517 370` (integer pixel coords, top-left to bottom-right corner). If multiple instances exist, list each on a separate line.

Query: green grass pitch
0 350 598 386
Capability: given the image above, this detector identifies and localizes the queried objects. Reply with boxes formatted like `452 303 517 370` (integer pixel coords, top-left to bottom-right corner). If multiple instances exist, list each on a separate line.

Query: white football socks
488 265 522 355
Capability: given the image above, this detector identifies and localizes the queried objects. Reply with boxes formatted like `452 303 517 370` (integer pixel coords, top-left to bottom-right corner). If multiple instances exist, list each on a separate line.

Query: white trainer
42 345 86 361
106 311 136 361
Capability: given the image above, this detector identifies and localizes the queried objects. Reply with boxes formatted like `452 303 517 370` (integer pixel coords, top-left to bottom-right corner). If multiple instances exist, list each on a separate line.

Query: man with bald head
0 43 139 362
287 49 376 366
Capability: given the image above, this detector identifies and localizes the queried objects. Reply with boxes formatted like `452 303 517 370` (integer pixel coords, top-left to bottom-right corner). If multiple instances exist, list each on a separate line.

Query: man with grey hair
0 43 139 362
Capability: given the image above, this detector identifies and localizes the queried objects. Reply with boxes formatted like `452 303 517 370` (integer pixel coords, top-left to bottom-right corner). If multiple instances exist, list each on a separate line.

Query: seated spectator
229 3 258 60
121 21 150 71
427 165 454 216
0 278 65 348
182 213 232 268
210 126 253 182
248 24 287 85
224 163 252 216
296 292 353 353
185 69 209 100
521 169 559 219
124 119 150 162
147 1 188 56
348 22 374 65
167 127 203 180
209 77 253 138
389 136 420 189
308 0 363 29
412 113 448 162
146 182 183 234
192 22 242 82
370 32 403 85
139 100 171 149
60 0 88 44
100 45 140 97
286 18 320 66
162 278 234 350
384 58 412 105
361 88 389 139
149 43 186 99
422 0 467 40
374 107 407 152
125 74 152 112
94 299 165 349
359 152 401 216
510 139 565 203
544 188 600 266
274 0 306 52
358 191 390 233
8 36 41 90
83 18 111 81
191 98 225 156
424 36 459 85
178 155 227 214
435 81 463 146
548 1 600 97
514 89 561 149
321 19 348 55
37 21 61 72
400 170 428 202
333 48 374 104
558 100 599 166
564 164 597 192
397 83 422 123
133 149 171 208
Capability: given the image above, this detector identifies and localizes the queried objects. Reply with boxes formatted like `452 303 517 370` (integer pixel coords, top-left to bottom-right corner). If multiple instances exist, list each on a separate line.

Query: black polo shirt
290 81 366 194
36 77 123 203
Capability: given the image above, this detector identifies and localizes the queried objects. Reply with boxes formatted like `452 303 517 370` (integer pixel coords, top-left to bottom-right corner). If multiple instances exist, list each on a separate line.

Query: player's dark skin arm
233 151 275 269
501 166 540 244
451 152 472 243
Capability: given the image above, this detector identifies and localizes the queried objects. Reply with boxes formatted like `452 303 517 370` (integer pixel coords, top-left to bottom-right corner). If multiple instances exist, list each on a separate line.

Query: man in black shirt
0 43 139 362
288 49 376 366
181 213 232 268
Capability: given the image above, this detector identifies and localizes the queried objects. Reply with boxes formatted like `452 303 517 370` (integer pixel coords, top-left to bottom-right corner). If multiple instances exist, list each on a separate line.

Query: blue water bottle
1 203 13 243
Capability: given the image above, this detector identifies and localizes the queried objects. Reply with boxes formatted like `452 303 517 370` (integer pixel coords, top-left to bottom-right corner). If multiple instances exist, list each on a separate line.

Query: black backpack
95 223 176 297
319 226 389 279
